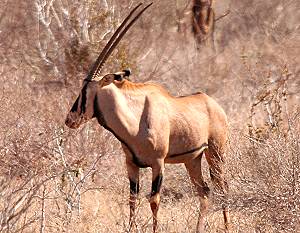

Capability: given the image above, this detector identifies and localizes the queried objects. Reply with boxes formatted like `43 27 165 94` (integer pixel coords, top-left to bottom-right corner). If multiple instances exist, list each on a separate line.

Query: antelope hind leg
206 148 230 232
185 153 210 233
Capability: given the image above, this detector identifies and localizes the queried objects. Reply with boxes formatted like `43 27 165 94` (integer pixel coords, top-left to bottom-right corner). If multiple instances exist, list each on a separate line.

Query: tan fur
66 77 229 233
192 0 215 47
64 3 229 230
103 79 228 164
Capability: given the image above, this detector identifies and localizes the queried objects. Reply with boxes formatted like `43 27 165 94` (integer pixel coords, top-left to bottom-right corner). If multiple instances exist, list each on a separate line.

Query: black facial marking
151 174 163 196
80 83 88 113
130 179 139 195
169 143 208 158
71 97 79 112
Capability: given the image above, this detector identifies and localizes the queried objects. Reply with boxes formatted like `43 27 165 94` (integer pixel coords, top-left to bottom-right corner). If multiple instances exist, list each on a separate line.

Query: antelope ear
122 69 131 77
99 74 115 87
114 69 131 81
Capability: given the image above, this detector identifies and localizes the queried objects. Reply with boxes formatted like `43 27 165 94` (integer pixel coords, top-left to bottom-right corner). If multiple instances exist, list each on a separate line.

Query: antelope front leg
126 158 140 231
150 160 164 233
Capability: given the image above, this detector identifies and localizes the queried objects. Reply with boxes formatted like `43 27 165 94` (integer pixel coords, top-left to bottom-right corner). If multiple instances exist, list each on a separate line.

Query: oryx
65 3 229 233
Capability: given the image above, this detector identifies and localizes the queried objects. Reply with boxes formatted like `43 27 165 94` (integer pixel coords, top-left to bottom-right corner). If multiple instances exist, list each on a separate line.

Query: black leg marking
202 181 210 196
130 179 139 195
151 174 163 196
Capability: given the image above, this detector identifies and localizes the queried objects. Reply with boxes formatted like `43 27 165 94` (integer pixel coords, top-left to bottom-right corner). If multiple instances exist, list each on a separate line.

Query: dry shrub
227 121 300 233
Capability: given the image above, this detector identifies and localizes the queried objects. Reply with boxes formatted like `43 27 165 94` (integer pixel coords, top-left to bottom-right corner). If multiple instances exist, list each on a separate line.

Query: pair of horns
87 2 153 81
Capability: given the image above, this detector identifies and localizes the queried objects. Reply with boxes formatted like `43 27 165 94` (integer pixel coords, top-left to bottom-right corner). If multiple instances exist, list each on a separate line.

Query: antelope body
192 0 215 47
65 3 229 233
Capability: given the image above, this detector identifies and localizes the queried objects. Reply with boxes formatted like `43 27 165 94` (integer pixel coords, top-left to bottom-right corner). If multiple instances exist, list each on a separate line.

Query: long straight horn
87 3 142 80
87 2 153 80
95 3 153 75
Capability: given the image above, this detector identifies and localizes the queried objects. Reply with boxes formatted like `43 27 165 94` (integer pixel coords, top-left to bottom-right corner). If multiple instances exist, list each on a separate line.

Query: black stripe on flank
151 174 163 196
130 179 139 195
169 143 208 158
